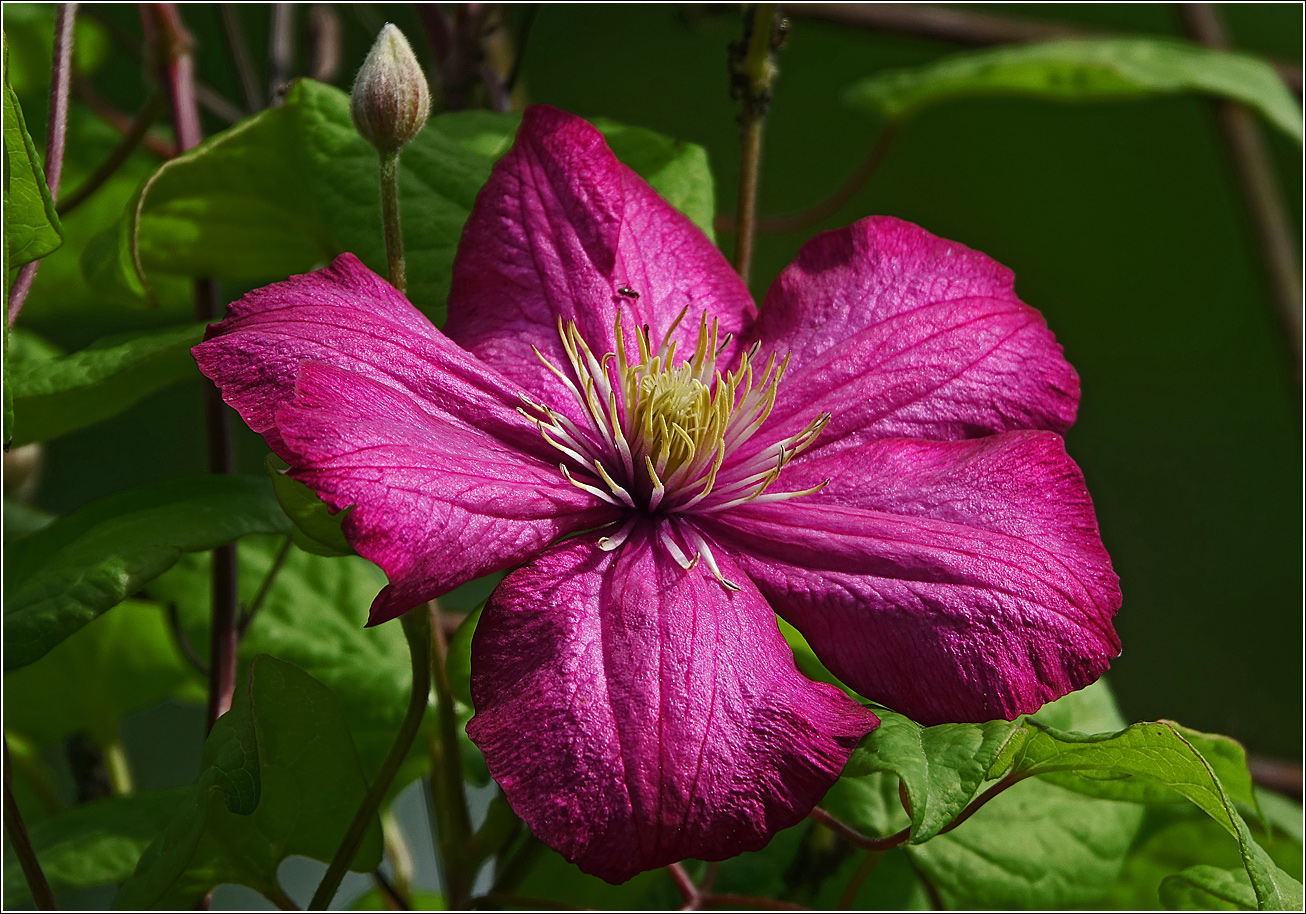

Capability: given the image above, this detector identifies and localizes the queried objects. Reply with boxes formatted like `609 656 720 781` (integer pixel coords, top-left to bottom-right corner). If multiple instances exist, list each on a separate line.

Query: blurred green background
9 0 1302 771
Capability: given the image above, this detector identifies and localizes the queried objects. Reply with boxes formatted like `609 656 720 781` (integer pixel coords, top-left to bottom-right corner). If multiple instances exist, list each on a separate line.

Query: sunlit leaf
83 81 717 322
1008 718 1302 909
1161 864 1259 910
4 45 62 272
846 38 1303 144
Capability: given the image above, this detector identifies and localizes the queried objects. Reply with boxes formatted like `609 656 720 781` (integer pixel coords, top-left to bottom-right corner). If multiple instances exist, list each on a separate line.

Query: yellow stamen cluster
524 308 828 520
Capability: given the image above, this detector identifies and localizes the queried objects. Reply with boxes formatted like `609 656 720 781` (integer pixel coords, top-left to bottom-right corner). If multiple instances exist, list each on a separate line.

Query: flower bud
351 24 431 153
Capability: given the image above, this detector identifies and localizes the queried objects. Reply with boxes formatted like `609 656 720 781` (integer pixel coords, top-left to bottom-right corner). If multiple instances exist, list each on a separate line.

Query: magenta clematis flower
194 106 1120 882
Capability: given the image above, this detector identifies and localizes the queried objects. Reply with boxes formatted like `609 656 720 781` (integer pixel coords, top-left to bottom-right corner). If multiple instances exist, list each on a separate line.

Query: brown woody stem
731 3 779 286
1181 3 1302 368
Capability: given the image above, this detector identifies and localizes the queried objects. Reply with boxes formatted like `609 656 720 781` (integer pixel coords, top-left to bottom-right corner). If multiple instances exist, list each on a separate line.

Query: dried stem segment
730 4 782 285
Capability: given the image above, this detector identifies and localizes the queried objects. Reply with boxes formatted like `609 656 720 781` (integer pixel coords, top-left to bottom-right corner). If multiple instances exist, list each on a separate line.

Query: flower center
519 304 828 585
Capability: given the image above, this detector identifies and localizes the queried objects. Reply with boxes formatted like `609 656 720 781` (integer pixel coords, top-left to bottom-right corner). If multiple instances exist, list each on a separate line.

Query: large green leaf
2 788 189 905
3 599 196 747
515 845 667 909
264 454 354 557
1162 865 1259 910
592 117 717 242
4 45 62 273
825 680 1144 909
3 475 289 670
911 776 1145 908
845 38 1303 144
6 322 206 447
1109 803 1302 910
1007 719 1301 909
841 711 1022 843
2 4 110 97
115 656 382 909
83 80 718 322
148 537 405 777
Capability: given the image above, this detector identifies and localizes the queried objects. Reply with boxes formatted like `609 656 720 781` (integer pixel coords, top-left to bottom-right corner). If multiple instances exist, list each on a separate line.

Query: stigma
519 306 828 582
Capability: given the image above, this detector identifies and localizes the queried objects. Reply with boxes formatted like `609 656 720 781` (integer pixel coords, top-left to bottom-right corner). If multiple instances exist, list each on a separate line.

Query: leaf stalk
379 150 408 294
309 606 433 910
426 602 476 909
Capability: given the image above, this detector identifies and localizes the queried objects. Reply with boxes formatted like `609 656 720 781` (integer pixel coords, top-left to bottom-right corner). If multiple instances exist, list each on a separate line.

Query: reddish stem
702 894 807 911
4 740 57 910
809 806 910 851
73 77 177 157
668 862 809 912
7 3 77 328
668 862 701 910
142 3 240 731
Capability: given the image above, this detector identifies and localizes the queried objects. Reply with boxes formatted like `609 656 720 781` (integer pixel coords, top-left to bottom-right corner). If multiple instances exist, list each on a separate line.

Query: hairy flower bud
351 24 430 153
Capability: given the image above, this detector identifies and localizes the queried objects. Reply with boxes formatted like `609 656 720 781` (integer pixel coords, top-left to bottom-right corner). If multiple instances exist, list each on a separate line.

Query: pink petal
466 522 877 883
275 361 618 625
445 106 755 422
751 217 1079 457
193 253 550 464
704 431 1120 724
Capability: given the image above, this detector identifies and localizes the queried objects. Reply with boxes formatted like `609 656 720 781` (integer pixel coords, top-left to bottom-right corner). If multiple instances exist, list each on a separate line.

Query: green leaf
147 536 493 791
2 4 111 97
516 845 667 909
592 118 717 241
1110 799 1302 909
778 616 851 694
812 845 930 911
841 711 1022 843
4 319 12 447
6 322 206 446
148 537 406 778
3 475 289 671
826 679 1144 909
446 602 482 708
115 656 382 909
1253 788 1304 847
3 599 195 747
351 887 445 910
3 498 54 541
2 788 190 905
84 81 718 322
845 38 1303 144
4 43 63 274
911 776 1145 908
1161 865 1259 910
265 453 355 557
1009 720 1301 909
